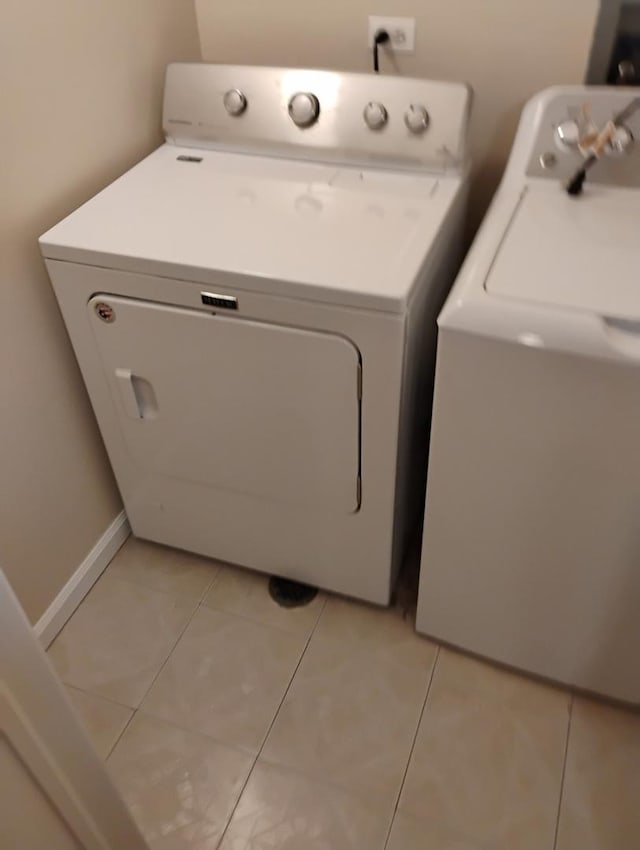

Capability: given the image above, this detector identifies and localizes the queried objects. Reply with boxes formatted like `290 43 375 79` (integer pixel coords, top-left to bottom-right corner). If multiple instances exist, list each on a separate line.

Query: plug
373 29 390 73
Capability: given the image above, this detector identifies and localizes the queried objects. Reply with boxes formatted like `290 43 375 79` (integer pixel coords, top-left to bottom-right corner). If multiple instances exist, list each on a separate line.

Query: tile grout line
214 594 330 850
552 693 574 850
105 708 138 762
64 682 134 712
199 597 327 637
204 566 225 596
382 644 441 850
104 570 224 764
127 580 210 713
106 562 224 601
202 564 327 637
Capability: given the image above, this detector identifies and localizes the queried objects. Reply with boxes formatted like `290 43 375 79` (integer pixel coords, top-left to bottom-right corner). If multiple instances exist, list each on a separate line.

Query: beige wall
195 0 599 226
0 1 201 623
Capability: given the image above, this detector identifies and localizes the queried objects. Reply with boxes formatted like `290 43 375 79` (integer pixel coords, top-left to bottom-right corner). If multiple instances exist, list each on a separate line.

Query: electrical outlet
368 16 416 53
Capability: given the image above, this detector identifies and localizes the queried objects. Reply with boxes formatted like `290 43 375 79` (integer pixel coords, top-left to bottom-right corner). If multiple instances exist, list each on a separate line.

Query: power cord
373 29 390 73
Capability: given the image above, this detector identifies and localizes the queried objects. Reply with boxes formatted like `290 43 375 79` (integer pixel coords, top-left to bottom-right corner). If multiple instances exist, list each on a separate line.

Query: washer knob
404 104 430 134
539 151 557 169
607 125 634 155
363 101 388 130
555 120 581 150
223 89 247 116
288 92 320 128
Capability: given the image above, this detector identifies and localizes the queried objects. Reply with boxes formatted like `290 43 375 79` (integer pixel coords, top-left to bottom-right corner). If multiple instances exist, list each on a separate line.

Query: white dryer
417 86 640 703
40 64 471 605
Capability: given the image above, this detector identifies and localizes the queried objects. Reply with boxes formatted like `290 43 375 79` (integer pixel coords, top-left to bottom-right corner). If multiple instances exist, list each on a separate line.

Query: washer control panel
526 87 640 188
163 63 471 171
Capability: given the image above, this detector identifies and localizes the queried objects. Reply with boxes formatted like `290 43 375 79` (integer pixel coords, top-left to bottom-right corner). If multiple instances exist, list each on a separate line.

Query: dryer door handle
115 369 158 419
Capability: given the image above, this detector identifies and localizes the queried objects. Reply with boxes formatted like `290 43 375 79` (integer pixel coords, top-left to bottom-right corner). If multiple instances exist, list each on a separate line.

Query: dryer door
88 295 361 513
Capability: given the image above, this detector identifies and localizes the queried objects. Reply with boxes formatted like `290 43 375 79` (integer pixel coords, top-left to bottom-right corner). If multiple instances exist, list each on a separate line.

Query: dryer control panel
526 87 640 187
163 63 471 173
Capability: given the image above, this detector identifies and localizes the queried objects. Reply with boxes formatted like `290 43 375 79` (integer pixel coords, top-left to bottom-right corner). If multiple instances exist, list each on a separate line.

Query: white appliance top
487 85 640 321
40 146 459 312
486 185 640 319
40 64 472 313
439 86 640 361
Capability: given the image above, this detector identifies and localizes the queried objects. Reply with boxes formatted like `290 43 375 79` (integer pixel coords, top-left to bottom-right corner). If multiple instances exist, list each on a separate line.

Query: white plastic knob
606 125 634 156
288 92 320 128
555 120 581 150
404 104 430 134
363 101 388 131
223 89 247 116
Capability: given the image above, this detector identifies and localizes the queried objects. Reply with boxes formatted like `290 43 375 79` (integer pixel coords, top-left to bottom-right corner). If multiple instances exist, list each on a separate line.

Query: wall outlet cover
368 16 416 53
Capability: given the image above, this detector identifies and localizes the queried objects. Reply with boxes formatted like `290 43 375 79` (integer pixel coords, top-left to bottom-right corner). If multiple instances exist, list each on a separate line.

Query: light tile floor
49 538 640 850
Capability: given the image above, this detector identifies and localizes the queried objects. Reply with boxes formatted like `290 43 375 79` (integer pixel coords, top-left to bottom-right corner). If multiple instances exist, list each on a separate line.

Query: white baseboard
35 511 130 649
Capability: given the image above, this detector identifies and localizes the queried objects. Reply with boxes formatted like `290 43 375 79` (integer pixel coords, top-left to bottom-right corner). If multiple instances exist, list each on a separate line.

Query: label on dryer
201 292 238 310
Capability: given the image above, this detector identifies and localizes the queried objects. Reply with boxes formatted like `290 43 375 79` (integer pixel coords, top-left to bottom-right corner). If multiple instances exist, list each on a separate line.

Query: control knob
288 92 320 128
404 104 430 134
363 101 388 130
606 125 634 155
223 89 247 116
554 120 581 150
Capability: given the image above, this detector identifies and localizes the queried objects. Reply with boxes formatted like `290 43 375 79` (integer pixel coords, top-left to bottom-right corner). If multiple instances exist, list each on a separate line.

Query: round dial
606 125 634 156
555 120 580 150
223 89 247 116
288 92 320 128
404 104 430 134
539 151 557 170
363 101 388 131
617 59 637 84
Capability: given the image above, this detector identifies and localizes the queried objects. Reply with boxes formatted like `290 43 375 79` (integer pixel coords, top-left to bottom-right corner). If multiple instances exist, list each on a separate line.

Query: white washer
40 63 471 605
417 85 640 703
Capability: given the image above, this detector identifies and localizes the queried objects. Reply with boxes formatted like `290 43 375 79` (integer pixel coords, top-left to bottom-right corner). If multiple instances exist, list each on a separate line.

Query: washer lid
486 187 640 320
